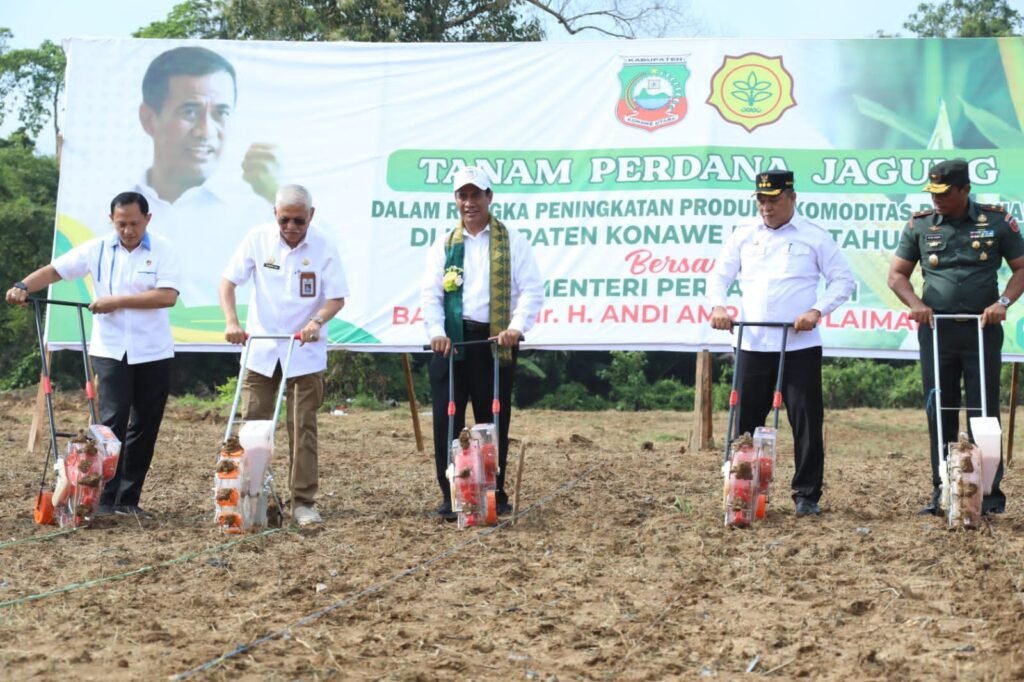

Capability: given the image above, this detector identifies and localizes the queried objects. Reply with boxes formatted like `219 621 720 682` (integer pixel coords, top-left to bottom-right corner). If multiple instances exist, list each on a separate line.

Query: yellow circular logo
707 53 796 132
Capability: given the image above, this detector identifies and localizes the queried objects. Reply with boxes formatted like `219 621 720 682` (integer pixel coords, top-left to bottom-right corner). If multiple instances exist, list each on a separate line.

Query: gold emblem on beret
929 254 939 266
980 252 989 261
972 240 981 249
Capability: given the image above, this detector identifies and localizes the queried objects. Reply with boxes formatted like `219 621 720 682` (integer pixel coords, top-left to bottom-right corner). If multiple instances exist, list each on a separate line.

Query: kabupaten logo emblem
707 53 796 132
616 56 689 132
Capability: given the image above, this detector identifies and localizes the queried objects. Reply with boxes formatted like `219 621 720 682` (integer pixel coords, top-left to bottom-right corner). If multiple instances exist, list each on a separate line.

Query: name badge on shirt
263 258 281 270
299 272 316 297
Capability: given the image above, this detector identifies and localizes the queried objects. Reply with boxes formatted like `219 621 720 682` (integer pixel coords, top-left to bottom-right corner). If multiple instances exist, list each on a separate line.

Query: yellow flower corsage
442 266 464 293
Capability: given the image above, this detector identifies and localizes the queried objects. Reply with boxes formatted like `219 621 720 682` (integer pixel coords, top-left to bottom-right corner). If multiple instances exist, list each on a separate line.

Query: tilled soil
1 390 1023 680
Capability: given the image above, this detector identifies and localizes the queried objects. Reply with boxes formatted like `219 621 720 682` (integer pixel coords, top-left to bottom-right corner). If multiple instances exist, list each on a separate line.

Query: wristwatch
310 314 325 326
998 295 1012 308
13 281 28 291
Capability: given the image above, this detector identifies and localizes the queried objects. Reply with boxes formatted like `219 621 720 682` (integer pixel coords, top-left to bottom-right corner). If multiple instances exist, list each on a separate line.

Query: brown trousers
241 366 324 506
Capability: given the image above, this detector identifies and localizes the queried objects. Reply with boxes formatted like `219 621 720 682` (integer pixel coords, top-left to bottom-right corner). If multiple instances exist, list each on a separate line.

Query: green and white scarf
442 215 513 365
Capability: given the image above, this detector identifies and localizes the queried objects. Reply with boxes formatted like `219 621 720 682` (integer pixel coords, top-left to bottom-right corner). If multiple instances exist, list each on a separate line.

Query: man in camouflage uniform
888 158 1024 515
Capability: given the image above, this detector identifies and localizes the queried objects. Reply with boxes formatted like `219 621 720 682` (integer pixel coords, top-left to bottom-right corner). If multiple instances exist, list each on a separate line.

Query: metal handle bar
26 297 92 309
723 322 791 464
930 315 988 475
223 332 303 442
421 338 497 351
731 321 793 328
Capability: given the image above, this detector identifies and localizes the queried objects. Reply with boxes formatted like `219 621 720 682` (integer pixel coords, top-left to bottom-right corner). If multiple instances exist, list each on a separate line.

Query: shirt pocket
782 243 814 274
132 269 158 293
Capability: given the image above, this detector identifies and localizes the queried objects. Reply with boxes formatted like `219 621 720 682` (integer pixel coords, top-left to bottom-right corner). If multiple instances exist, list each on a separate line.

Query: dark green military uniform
896 200 1024 312
896 199 1024 513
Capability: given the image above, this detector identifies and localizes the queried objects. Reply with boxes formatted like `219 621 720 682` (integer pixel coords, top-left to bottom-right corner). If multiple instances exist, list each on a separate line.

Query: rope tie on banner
0 528 77 550
172 465 600 681
0 528 281 610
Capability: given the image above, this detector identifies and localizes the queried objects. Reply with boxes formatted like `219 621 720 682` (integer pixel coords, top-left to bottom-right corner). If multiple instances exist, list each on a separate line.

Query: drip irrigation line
173 465 598 680
0 528 281 610
0 527 77 550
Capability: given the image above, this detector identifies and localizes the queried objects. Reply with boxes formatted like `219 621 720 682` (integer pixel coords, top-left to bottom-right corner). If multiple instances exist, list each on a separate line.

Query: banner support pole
402 353 424 454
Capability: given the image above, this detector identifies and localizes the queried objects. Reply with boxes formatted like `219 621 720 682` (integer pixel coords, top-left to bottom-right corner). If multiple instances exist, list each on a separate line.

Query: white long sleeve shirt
420 220 544 341
707 214 855 352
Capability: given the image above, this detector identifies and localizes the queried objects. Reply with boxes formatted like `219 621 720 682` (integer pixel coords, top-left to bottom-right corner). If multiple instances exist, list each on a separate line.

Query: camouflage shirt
894 199 1024 314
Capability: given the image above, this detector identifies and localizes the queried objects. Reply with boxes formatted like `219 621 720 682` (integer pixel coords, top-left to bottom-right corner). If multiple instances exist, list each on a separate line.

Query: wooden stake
511 439 527 526
690 350 713 451
401 353 424 454
1008 362 1019 467
26 346 52 453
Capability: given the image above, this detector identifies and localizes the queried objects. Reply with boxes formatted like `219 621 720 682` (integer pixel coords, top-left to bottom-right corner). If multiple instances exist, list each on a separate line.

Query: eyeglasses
277 217 308 227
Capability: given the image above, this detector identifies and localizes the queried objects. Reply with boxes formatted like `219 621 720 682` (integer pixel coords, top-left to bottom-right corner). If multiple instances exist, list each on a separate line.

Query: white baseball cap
452 166 492 191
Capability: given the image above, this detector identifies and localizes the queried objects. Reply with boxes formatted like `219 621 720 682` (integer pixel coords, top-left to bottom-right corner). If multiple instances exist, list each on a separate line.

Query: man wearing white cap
420 166 544 521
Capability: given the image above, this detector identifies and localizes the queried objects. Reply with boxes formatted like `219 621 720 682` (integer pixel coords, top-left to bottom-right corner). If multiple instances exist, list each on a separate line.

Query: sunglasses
277 217 308 227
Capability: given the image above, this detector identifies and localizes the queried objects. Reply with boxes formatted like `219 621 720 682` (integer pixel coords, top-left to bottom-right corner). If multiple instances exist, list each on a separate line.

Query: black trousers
91 355 172 507
429 322 517 505
735 346 825 503
918 320 1005 511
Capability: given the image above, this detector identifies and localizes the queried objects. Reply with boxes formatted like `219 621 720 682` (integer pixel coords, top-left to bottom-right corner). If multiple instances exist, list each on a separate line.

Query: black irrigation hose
173 465 599 680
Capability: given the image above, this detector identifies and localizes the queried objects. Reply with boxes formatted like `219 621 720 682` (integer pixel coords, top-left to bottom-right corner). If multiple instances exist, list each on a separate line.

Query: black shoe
496 502 513 516
794 498 821 517
435 502 457 522
114 504 154 519
96 503 115 516
983 492 1006 515
919 488 943 516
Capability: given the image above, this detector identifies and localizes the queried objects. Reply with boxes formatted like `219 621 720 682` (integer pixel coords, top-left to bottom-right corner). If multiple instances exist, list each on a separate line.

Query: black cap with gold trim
923 158 970 194
754 170 794 196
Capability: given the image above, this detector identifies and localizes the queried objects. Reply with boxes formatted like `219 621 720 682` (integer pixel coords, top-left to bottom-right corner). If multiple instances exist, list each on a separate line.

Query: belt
462 319 490 333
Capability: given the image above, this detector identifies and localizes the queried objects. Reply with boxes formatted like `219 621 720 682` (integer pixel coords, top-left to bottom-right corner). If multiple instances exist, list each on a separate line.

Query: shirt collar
135 168 228 206
107 231 151 250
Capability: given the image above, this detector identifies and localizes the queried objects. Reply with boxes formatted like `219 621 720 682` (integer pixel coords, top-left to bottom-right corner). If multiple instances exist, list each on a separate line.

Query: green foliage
134 0 544 42
821 358 922 409
323 350 427 405
903 0 1022 37
533 382 610 410
0 30 66 149
0 132 58 389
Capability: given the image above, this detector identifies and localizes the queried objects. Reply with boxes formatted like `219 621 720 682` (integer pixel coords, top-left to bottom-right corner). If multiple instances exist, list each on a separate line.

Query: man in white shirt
707 170 855 517
219 184 349 526
6 192 181 517
421 166 545 521
136 46 279 307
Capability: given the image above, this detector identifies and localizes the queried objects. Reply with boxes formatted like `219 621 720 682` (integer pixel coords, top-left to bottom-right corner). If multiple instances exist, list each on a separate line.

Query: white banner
49 37 1024 358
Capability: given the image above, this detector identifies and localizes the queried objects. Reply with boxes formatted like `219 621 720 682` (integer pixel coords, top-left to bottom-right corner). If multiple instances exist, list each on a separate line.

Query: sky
4 0 999 49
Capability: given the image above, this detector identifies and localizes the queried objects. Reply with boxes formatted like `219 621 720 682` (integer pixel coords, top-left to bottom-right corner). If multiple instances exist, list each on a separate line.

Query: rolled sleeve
222 235 256 286
51 240 95 282
154 238 182 292
322 246 350 300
